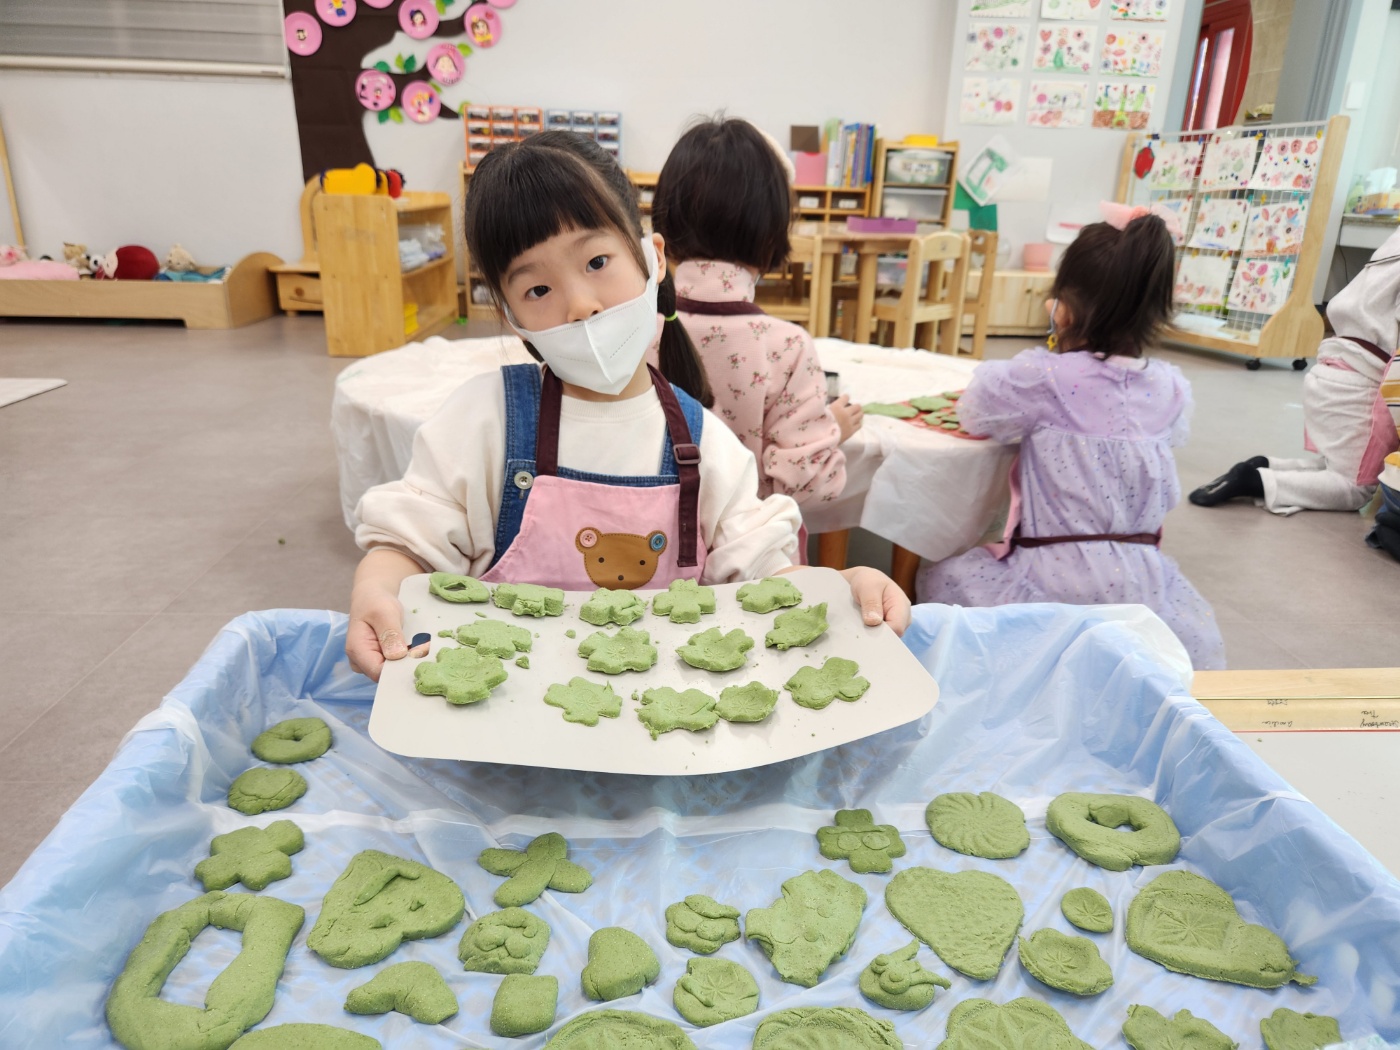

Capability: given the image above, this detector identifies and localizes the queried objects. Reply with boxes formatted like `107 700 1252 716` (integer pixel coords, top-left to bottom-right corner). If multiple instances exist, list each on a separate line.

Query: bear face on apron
479 363 707 590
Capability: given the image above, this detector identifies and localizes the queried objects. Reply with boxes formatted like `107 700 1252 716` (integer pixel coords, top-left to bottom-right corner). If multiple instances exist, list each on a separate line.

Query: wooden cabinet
967 268 1055 336
315 191 458 357
871 140 959 227
792 185 871 220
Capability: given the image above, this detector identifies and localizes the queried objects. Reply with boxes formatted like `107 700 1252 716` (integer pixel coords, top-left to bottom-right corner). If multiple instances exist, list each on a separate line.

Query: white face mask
506 238 658 395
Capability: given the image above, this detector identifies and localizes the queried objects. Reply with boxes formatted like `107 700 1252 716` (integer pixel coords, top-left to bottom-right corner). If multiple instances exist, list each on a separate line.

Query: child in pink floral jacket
654 117 861 504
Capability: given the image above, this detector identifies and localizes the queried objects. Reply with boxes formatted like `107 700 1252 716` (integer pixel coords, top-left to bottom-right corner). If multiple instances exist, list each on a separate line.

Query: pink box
845 217 917 233
793 151 826 186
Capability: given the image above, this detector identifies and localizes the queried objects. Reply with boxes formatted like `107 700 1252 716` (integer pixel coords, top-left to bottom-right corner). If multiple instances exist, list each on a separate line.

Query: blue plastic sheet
1 604 1398 1048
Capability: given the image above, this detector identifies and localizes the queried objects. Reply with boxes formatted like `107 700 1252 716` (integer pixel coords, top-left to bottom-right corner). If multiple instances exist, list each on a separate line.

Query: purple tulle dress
917 347 1226 670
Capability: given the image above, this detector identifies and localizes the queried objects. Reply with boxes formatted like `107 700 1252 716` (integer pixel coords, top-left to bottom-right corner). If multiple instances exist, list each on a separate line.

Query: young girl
917 206 1226 670
652 117 861 506
347 132 908 679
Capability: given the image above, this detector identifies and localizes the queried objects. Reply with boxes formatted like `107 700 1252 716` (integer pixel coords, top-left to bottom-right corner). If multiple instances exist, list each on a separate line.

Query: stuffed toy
0 244 27 266
62 242 94 275
165 245 198 273
93 245 160 281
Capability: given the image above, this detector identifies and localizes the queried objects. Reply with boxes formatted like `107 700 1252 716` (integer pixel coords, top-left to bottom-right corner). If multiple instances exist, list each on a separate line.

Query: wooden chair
754 234 827 332
961 229 998 359
868 231 970 353
270 178 324 315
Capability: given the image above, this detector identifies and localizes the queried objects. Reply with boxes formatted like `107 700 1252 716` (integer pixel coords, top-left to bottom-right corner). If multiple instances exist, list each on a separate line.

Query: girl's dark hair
464 131 712 407
1050 214 1175 358
652 116 793 273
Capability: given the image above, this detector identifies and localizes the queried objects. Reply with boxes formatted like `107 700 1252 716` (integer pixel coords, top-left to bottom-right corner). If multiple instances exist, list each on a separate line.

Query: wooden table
790 220 958 342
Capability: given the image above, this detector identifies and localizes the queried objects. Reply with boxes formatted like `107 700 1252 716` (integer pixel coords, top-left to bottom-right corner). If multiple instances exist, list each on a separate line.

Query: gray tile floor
1 317 1395 886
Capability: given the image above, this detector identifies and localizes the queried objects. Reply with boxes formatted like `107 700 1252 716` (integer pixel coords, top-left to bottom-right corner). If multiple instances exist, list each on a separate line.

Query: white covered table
331 336 1015 567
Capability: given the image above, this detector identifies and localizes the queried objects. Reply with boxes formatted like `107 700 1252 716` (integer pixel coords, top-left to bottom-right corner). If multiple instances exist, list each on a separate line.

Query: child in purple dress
917 209 1226 670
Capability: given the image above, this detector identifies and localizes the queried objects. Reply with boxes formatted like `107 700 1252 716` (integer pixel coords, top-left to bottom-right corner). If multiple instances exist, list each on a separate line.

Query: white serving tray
368 567 938 775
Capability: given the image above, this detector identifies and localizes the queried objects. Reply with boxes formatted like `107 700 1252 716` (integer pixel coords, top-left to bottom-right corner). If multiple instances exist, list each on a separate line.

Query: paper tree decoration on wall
282 0 519 180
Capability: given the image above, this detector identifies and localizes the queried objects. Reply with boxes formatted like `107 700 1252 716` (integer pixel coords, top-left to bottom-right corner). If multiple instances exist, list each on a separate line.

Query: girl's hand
840 565 912 636
347 581 407 683
830 395 864 444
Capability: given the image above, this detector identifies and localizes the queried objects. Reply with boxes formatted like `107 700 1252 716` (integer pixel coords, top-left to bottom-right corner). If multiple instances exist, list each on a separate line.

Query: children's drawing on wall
1241 201 1308 256
1186 198 1248 252
1041 0 1102 18
1198 134 1260 191
960 77 1021 125
1026 80 1090 127
1100 29 1164 77
1145 139 1203 189
1248 134 1324 192
969 0 1034 17
1109 0 1169 19
1228 257 1296 314
1092 82 1154 128
1033 25 1097 75
964 23 1028 72
1173 253 1233 308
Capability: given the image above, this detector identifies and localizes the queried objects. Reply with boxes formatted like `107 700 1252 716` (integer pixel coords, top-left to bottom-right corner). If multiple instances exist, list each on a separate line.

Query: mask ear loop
1047 298 1059 351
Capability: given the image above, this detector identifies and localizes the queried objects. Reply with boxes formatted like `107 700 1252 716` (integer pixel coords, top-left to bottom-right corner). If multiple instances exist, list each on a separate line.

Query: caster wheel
1292 358 1307 371
1246 358 1262 371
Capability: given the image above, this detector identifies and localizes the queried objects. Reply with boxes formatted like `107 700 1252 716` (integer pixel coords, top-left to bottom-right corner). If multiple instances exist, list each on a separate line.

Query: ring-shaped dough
1045 792 1180 871
251 717 332 764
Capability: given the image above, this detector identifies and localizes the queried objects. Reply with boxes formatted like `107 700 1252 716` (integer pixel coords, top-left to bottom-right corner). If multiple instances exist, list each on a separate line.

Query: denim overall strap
492 363 543 567
536 365 703 567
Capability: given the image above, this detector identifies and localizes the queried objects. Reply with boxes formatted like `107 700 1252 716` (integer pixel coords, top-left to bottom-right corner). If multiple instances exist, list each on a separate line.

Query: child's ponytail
1051 213 1175 358
657 266 714 408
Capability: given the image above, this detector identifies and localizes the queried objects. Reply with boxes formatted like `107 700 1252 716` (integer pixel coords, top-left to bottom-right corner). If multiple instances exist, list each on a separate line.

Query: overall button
513 470 534 491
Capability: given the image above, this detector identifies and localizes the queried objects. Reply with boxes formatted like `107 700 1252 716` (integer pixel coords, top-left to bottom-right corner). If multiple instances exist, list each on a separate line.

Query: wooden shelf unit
792 184 871 220
970 268 1055 337
315 191 458 357
872 139 959 227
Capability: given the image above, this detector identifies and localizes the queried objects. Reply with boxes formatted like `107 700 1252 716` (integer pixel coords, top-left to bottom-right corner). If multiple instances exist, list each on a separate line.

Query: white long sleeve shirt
354 370 803 584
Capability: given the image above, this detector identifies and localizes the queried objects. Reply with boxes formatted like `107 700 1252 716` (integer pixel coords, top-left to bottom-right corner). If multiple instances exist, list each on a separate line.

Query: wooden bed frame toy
0 252 282 329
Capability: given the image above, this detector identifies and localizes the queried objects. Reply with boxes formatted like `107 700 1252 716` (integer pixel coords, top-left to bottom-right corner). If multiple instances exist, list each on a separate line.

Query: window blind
0 0 286 73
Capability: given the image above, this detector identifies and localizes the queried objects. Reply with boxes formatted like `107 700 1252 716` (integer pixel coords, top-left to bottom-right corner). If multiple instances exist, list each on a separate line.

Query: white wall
1354 9 1400 174
2 0 956 264
941 3 1191 268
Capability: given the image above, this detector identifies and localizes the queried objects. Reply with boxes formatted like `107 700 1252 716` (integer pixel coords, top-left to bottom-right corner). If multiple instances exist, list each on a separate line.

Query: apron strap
1340 336 1393 365
676 295 768 316
536 365 702 567
1012 529 1161 549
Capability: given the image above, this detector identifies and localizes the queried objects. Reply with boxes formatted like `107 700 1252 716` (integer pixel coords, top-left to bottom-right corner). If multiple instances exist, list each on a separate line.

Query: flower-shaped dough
651 579 717 624
458 907 550 974
636 687 719 739
817 809 906 874
785 657 870 710
579 587 648 626
478 832 593 908
413 646 508 706
577 627 658 674
665 894 741 954
677 628 754 672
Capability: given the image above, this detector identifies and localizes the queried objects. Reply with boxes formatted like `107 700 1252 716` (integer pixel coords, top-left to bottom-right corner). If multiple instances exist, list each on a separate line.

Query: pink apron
480 363 707 590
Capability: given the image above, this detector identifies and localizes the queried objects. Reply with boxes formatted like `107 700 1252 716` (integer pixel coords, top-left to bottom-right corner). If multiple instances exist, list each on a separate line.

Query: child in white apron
347 132 909 680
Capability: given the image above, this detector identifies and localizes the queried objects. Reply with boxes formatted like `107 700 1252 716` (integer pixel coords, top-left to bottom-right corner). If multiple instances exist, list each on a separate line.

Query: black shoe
1189 456 1269 507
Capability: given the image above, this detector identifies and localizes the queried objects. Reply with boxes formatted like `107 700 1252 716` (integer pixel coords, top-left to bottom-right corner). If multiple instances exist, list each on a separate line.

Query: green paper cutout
344 961 458 1024
195 820 304 891
479 832 592 908
389 107 403 124
817 808 906 874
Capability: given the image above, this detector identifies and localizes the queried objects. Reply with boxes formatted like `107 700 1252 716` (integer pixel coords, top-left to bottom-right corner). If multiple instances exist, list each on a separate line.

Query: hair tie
664 312 679 322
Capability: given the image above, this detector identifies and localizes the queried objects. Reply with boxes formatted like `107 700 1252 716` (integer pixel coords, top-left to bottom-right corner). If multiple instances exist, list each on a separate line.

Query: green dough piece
307 850 465 968
581 927 661 1001
909 395 955 411
745 868 866 987
1126 870 1315 988
785 657 870 709
754 1007 902 1049
676 627 754 672
673 957 759 1027
565 628 576 638
1061 888 1114 933
926 792 1029 859
764 603 829 650
413 646 508 706
479 831 593 908
817 808 906 874
449 619 533 658
862 402 920 418
577 626 658 674
941 421 960 430
106 892 306 1050
736 575 803 612
227 767 306 815
651 579 717 623
715 682 779 723
938 998 1094 1050
1260 1008 1341 1050
664 894 741 954
1045 792 1181 871
580 586 648 626
544 677 622 726
428 572 489 603
858 939 951 1011
493 582 566 617
885 866 1023 980
637 687 718 739
1017 928 1114 996
229 1025 380 1050
515 655 530 669
251 717 331 764
344 960 458 1024
491 974 558 1037
1122 1005 1239 1050
458 907 551 974
195 820 304 891
543 1010 696 1049
946 390 962 400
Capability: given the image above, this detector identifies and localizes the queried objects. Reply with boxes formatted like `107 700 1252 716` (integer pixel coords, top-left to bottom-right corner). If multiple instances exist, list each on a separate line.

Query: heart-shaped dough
885 867 1023 980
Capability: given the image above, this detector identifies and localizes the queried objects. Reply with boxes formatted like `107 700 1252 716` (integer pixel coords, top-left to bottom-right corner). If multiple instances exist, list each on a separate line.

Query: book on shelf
821 120 878 189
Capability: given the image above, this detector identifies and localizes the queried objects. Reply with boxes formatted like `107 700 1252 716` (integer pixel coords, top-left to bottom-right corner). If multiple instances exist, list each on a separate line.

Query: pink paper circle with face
425 43 465 85
487 0 517 6
355 69 396 112
465 4 502 47
284 13 323 56
314 0 356 26
362 0 395 7
402 81 441 124
399 0 439 39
